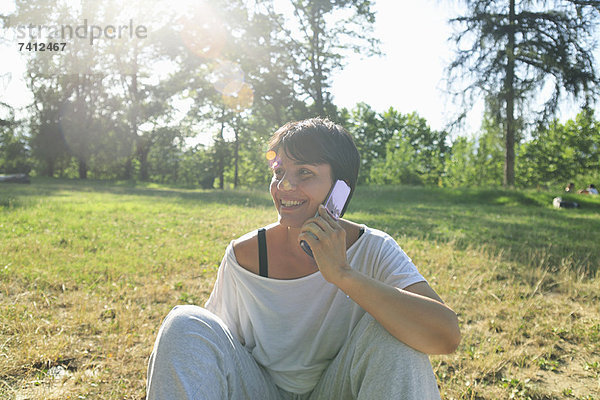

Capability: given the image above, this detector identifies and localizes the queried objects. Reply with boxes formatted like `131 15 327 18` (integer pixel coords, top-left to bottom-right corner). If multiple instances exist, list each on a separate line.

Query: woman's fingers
317 205 342 229
301 221 327 240
306 205 339 231
300 206 346 259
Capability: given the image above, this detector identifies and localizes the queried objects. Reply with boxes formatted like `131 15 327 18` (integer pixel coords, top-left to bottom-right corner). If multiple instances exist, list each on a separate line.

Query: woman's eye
299 169 313 176
273 169 284 178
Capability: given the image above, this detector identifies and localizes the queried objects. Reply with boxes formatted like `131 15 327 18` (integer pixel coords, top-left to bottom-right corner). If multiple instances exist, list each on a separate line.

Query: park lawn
0 178 599 399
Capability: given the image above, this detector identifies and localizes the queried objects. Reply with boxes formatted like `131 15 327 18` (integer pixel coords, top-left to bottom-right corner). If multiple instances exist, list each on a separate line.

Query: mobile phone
300 180 352 258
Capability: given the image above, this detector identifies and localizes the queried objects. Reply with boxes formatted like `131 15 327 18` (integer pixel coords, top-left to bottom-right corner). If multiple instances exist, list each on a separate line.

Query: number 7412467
18 42 67 51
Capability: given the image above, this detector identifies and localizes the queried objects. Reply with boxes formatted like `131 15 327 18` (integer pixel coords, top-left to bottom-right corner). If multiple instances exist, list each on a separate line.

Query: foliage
344 103 387 183
517 108 600 187
0 124 31 175
346 105 449 186
177 145 218 189
447 0 600 186
443 136 478 187
4 0 600 190
0 102 30 174
147 127 183 184
275 0 381 116
369 135 419 184
28 78 70 177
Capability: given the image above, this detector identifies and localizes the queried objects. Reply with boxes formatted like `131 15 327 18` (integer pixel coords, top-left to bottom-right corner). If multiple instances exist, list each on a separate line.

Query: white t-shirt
205 226 426 394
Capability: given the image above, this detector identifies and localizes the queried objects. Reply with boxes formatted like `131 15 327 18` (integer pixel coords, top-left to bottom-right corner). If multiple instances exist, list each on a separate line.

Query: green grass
1 178 599 399
353 185 600 276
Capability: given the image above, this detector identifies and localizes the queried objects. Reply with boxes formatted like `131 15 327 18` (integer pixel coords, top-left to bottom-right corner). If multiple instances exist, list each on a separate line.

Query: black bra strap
258 228 268 277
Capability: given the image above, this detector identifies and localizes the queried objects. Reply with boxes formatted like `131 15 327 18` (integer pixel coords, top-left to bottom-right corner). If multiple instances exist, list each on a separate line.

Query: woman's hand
300 206 461 354
298 205 351 284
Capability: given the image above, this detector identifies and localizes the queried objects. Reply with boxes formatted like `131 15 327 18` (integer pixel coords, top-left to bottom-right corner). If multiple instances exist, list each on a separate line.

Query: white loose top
205 225 426 394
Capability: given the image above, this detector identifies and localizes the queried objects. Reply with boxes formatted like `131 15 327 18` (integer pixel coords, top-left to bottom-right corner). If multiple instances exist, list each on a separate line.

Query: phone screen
323 180 351 220
300 180 351 257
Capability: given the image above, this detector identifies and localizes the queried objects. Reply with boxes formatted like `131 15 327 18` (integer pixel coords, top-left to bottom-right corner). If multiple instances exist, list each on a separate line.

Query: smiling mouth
280 199 306 207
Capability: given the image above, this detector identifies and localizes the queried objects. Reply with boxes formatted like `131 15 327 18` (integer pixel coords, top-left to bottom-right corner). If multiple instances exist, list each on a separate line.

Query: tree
368 111 449 186
344 104 449 185
446 0 600 187
471 102 512 186
28 79 70 177
389 112 449 185
0 103 31 174
273 0 381 116
177 144 217 188
7 0 382 186
369 135 419 185
173 0 311 188
60 75 108 179
443 136 478 187
517 108 600 186
147 127 182 183
100 0 183 181
344 103 386 183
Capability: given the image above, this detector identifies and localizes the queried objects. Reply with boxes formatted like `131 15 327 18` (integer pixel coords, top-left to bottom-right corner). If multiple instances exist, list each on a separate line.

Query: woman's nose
277 175 295 191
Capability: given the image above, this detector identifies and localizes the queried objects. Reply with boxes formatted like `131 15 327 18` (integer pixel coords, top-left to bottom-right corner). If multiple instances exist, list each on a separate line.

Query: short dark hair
268 118 360 217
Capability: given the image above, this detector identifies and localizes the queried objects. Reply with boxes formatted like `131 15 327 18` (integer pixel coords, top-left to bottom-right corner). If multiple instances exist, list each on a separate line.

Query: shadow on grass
350 185 600 276
0 177 275 210
3 179 599 276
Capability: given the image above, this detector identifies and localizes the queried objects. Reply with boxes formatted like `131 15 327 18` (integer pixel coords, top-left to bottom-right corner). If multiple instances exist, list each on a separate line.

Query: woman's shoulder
232 230 260 275
345 224 403 257
342 222 390 243
339 219 364 248
231 224 279 274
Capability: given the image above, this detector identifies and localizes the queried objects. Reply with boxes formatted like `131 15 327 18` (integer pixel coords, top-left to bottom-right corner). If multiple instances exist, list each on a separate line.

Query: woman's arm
336 273 460 354
299 205 461 355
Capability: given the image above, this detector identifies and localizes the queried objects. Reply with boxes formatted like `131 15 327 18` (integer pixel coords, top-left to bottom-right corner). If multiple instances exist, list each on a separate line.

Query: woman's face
269 150 333 229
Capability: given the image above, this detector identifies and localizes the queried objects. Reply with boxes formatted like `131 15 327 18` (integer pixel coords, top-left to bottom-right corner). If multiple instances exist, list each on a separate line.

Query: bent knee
357 314 431 362
159 305 225 340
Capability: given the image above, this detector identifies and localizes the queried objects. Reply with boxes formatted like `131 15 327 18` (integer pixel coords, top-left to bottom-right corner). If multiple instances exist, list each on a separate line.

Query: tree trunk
309 5 324 116
78 158 88 179
218 114 225 190
123 157 133 180
234 127 239 188
504 0 516 187
137 137 149 181
130 46 141 180
46 159 54 177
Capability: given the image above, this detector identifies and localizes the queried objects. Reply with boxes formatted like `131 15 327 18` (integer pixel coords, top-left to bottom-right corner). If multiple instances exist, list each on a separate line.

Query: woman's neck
271 223 317 262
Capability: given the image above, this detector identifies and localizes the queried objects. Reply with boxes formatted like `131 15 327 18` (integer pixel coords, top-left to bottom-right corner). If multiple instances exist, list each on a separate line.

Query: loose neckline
228 224 369 282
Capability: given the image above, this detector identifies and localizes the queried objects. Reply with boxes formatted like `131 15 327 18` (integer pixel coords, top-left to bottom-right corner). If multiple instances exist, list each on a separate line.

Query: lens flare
280 178 292 190
210 60 244 95
59 98 132 161
266 151 281 169
58 99 93 161
222 82 254 112
178 2 226 59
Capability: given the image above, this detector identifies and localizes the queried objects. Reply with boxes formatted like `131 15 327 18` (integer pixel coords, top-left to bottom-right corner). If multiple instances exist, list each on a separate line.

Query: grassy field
1 178 599 399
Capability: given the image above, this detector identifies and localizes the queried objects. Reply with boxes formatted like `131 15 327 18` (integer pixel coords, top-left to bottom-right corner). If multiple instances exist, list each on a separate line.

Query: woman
147 118 460 400
578 184 599 195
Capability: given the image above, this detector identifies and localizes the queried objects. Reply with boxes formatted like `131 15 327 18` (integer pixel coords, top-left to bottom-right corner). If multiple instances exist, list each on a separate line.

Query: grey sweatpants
146 305 441 400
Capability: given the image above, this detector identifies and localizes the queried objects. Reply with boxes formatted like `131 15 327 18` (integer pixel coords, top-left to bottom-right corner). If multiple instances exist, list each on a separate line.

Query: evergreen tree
274 0 381 116
446 0 600 187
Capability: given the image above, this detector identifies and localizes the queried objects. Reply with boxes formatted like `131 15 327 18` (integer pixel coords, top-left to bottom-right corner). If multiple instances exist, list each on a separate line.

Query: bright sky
330 0 464 131
0 0 595 138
